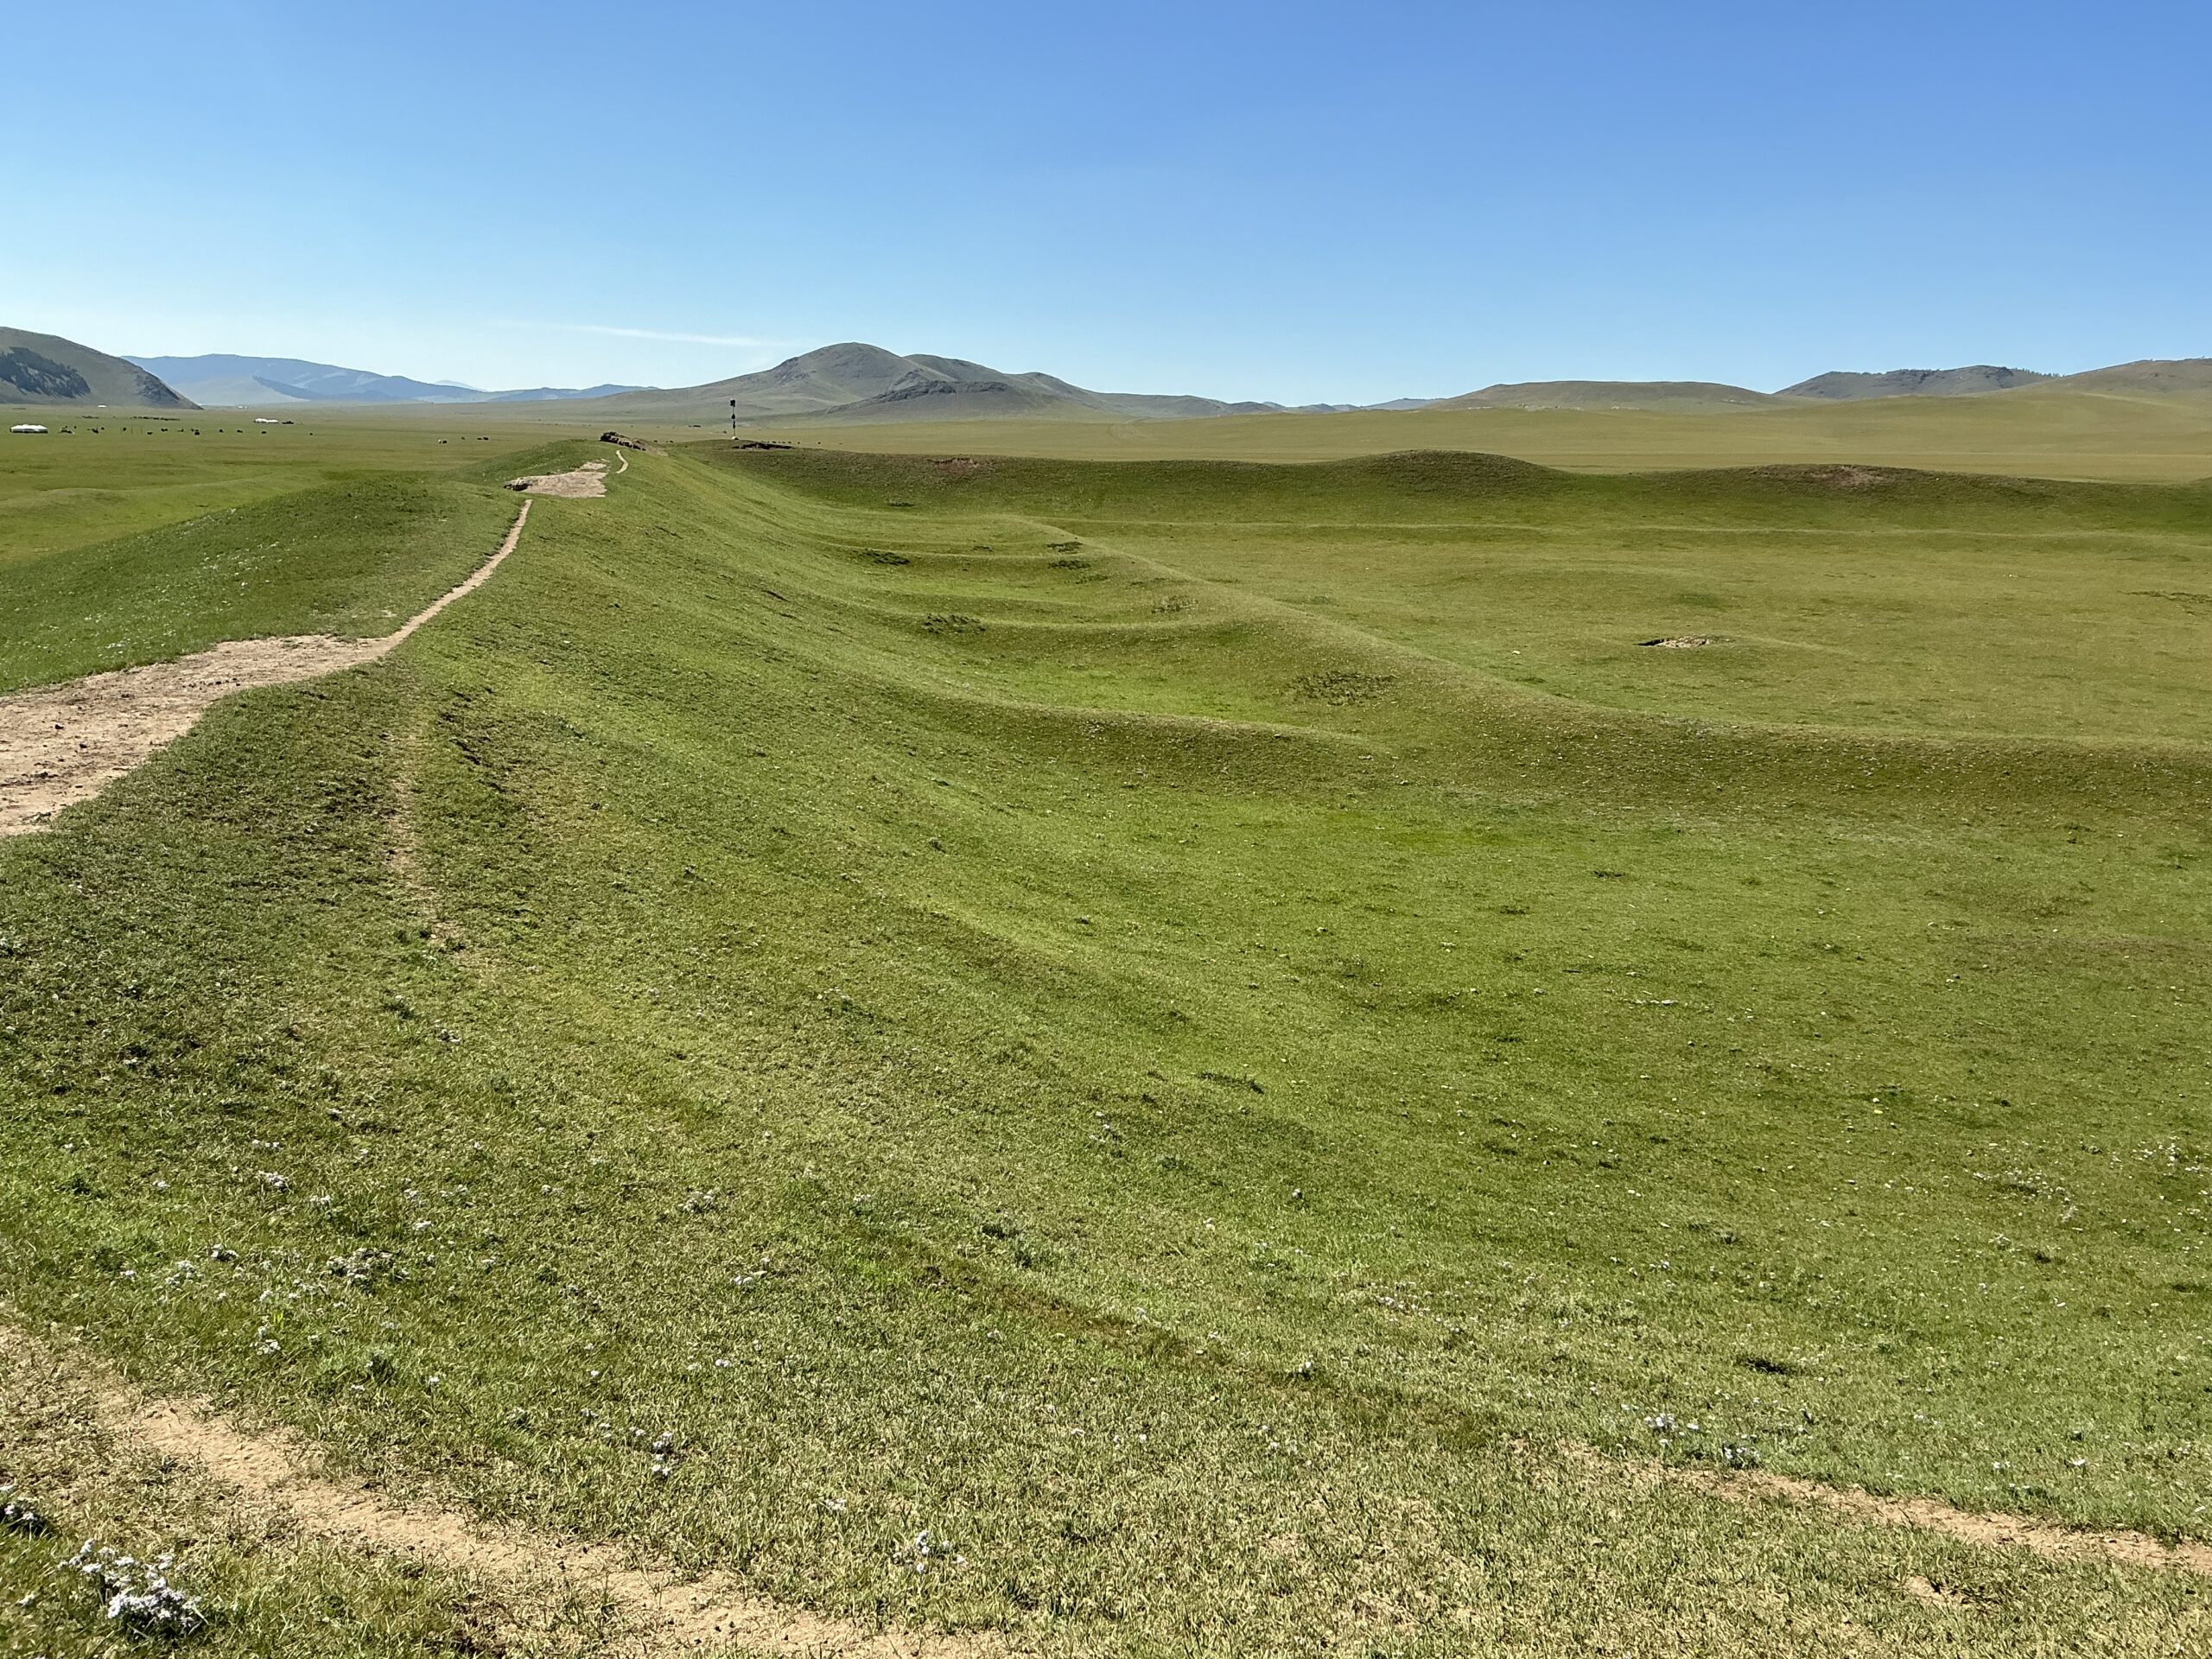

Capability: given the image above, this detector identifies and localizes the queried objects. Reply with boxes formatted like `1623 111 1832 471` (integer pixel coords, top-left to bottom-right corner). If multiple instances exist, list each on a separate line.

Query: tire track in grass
22 1310 2211 1649
0 1320 1001 1657
1678 1462 2212 1576
1549 1438 2212 1577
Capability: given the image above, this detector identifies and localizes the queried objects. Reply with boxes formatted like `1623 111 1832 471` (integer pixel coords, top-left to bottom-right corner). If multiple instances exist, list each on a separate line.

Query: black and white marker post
731 397 738 438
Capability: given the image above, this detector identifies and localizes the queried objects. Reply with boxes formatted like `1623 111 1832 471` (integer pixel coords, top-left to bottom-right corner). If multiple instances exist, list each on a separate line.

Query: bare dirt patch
1638 635 1714 649
508 461 609 497
1548 1436 2212 1577
1678 1462 2212 1577
1291 669 1397 705
1750 464 1896 491
1900 1573 1974 1609
0 502 530 837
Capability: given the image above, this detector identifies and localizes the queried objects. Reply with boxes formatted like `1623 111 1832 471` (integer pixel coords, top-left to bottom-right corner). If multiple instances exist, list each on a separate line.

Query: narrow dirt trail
1 1322 995 1657
56 1344 2212 1659
120 1393 996 1656
1680 1462 2212 1574
1 495 542 838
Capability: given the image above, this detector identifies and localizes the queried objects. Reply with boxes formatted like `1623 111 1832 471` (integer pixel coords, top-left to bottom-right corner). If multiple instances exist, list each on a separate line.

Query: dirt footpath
121 1388 996 1656
0 500 531 836
0 1318 995 1658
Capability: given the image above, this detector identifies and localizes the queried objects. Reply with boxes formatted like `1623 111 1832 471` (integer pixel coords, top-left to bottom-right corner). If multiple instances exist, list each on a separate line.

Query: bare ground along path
0 1321 995 1657
0 488 556 837
0 457 631 836
6 1315 2205 1659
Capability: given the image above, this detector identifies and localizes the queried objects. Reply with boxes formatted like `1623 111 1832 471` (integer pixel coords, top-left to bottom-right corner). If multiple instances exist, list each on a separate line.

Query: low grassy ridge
740 387 2212 481
1 436 2208 1654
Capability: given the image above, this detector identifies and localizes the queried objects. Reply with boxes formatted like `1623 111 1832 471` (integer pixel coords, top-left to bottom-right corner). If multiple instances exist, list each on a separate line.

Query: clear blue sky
11 1 2208 402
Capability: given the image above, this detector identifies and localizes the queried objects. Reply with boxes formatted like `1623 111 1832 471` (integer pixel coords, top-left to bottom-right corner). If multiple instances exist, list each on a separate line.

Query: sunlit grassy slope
3 440 2208 1655
737 448 2212 745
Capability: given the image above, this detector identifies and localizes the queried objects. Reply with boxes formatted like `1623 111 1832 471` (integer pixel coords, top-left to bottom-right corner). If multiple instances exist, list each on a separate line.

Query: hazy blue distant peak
126 353 648 406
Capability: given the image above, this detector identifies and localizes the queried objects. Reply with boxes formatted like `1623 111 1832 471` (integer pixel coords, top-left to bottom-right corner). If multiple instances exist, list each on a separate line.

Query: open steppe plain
1 401 2208 1656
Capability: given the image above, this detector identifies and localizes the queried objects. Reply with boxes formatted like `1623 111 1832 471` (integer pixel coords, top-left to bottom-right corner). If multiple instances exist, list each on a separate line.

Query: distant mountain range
1777 365 2051 400
124 353 647 407
1438 379 1773 411
575 342 1363 425
1431 359 2210 411
574 351 2212 423
8 325 2209 422
2037 358 2212 398
1 327 194 409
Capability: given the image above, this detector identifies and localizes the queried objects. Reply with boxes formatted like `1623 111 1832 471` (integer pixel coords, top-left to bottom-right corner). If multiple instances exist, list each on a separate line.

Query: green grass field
745 387 2212 482
2 418 2208 1655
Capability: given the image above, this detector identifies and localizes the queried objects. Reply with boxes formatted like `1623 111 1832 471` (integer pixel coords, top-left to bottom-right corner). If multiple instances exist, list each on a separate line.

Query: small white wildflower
896 1529 955 1574
72 1541 203 1633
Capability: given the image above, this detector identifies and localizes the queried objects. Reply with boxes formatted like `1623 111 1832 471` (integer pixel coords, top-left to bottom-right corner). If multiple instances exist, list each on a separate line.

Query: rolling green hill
2040 356 2212 397
195 344 2212 439
578 341 1281 425
3 428 2209 1654
1779 365 2052 399
0 326 194 409
1439 378 1776 409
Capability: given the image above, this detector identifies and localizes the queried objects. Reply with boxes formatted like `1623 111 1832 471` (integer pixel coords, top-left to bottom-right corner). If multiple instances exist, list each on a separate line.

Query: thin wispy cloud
493 320 779 347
